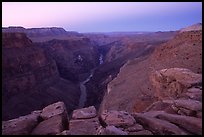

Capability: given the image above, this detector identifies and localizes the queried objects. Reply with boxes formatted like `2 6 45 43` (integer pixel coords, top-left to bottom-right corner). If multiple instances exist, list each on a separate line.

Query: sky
2 2 202 32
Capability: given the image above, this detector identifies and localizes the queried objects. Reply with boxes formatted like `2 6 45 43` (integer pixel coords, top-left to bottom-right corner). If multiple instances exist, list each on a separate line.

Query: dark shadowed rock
37 38 99 82
72 106 97 119
69 117 100 135
31 115 65 135
196 112 202 118
2 112 40 135
157 112 202 135
100 110 135 128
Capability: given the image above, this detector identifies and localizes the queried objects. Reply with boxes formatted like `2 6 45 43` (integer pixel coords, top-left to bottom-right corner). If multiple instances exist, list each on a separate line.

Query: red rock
196 112 202 118
100 110 135 128
31 115 65 135
128 130 153 135
174 99 202 111
125 123 144 132
157 112 202 135
2 112 40 135
144 101 172 112
40 101 68 121
69 117 100 135
56 130 71 135
132 113 188 135
150 68 202 99
142 111 166 118
181 87 202 101
99 126 128 135
72 106 97 119
179 107 196 116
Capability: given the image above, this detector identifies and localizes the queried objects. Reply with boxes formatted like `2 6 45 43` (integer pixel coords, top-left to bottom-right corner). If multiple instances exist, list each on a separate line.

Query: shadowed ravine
78 54 104 108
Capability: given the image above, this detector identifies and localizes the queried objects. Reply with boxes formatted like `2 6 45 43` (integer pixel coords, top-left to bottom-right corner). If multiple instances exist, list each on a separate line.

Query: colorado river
78 54 104 108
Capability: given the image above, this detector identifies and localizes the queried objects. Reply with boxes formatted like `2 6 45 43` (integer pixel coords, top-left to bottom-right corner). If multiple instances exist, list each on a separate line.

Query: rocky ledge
2 68 202 135
2 98 202 135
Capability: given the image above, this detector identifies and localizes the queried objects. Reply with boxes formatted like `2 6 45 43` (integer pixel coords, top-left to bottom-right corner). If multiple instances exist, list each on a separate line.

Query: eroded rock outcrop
150 68 202 99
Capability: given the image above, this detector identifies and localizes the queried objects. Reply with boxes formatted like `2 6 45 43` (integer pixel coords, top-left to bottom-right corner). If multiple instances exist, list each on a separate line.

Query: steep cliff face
2 33 80 120
100 30 202 113
37 38 99 82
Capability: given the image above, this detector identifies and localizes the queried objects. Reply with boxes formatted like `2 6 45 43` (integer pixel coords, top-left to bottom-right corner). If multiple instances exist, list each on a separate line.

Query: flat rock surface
72 106 97 119
69 117 100 135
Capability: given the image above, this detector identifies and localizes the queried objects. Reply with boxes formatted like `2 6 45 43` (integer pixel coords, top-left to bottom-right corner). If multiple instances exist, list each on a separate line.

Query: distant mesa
3 26 67 36
179 23 202 33
2 26 82 42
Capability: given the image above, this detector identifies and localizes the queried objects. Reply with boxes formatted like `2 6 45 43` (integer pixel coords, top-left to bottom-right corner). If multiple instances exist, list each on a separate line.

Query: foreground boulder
69 117 100 135
2 112 41 135
2 99 202 135
40 101 68 120
72 106 97 119
31 115 66 135
67 106 100 135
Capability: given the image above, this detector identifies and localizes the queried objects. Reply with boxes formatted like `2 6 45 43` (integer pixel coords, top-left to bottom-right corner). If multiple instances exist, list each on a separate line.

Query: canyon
2 23 202 135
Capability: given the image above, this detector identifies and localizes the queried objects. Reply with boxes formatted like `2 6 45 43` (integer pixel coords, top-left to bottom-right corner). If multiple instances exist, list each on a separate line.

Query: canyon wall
100 30 202 113
2 33 81 120
36 38 99 82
